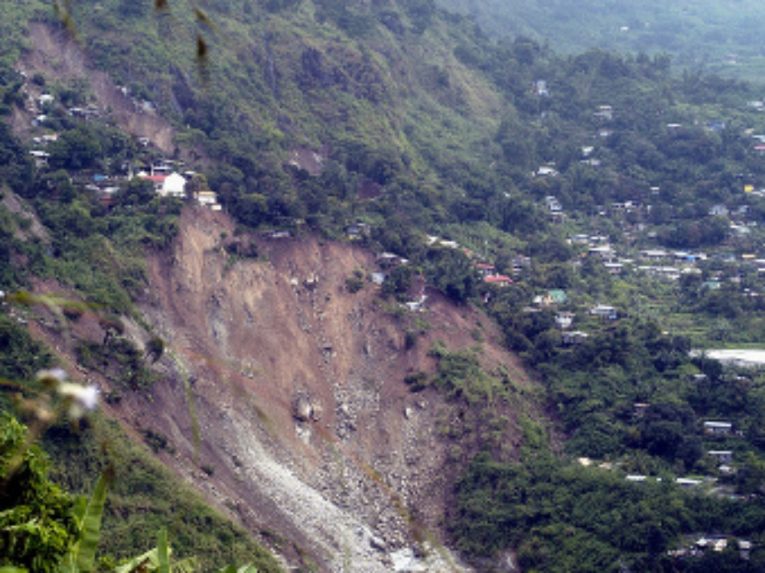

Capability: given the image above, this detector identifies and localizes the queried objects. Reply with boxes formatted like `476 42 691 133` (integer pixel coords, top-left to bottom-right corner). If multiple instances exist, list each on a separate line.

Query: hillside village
6 2 765 569
18 66 765 352
19 77 221 212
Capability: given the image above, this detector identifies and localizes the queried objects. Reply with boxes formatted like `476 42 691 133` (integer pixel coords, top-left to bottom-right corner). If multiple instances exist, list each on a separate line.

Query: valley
3 1 765 572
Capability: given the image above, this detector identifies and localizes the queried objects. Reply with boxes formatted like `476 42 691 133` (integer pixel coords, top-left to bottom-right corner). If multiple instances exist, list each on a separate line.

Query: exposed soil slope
17 23 175 153
17 205 540 571
103 207 538 572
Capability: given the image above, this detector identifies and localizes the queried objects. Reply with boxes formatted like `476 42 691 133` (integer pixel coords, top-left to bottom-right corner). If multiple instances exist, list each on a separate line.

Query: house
633 403 650 418
594 105 613 121
706 120 726 133
534 289 567 307
709 204 729 217
626 474 648 483
739 540 752 560
673 251 702 263
426 236 460 249
377 252 408 268
534 80 549 97
345 222 370 240
511 256 531 275
404 295 428 312
643 266 681 281
603 262 624 275
708 450 733 465
67 105 100 119
555 312 575 330
549 290 568 305
590 304 618 321
537 166 559 177
704 421 733 436
588 245 614 259
38 94 55 106
598 128 613 138
484 274 513 287
562 331 589 346
641 249 669 260
371 272 386 286
29 150 50 168
675 477 703 488
545 195 562 212
474 262 496 276
137 172 166 192
151 161 175 176
195 190 221 211
160 172 187 198
98 187 119 208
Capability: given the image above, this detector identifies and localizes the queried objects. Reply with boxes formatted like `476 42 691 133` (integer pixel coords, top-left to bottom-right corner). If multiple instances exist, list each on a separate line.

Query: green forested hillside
5 1 765 572
437 0 765 80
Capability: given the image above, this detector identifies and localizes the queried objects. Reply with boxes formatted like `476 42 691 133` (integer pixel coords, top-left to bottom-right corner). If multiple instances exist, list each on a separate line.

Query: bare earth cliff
24 206 539 572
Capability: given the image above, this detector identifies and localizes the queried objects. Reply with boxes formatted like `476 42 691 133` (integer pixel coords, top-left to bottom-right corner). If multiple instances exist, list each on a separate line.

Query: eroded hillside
84 207 540 572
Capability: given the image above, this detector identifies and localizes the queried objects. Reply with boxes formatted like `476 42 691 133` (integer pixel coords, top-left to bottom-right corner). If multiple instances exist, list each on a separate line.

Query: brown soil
20 206 542 572
287 147 327 176
17 23 175 153
2 189 50 243
125 208 537 571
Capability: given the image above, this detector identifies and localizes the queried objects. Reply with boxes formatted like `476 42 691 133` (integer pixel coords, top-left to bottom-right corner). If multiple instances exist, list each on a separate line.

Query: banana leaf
113 544 198 573
58 473 109 573
75 472 109 572
157 529 169 573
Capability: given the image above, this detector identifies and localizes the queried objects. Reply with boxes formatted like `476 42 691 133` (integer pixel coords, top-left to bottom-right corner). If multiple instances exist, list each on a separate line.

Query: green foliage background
3 1 765 571
437 0 765 80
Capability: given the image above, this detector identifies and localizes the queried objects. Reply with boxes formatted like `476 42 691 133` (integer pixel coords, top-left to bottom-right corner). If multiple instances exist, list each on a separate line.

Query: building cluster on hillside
133 161 222 211
19 76 222 213
668 537 752 561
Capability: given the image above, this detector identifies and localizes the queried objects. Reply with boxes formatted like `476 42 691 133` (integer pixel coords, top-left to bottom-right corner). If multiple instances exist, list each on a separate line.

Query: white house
29 150 50 168
195 190 221 211
708 450 733 464
555 312 575 330
562 331 589 345
590 304 618 321
161 172 187 198
704 421 733 436
537 166 559 178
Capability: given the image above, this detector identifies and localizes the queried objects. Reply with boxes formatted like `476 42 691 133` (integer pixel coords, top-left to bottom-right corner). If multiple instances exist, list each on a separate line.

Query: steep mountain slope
120 206 539 571
1 0 513 234
6 1 765 571
15 205 542 571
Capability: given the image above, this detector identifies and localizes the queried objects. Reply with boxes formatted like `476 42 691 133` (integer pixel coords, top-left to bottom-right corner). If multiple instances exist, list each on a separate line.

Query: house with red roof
483 274 513 286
